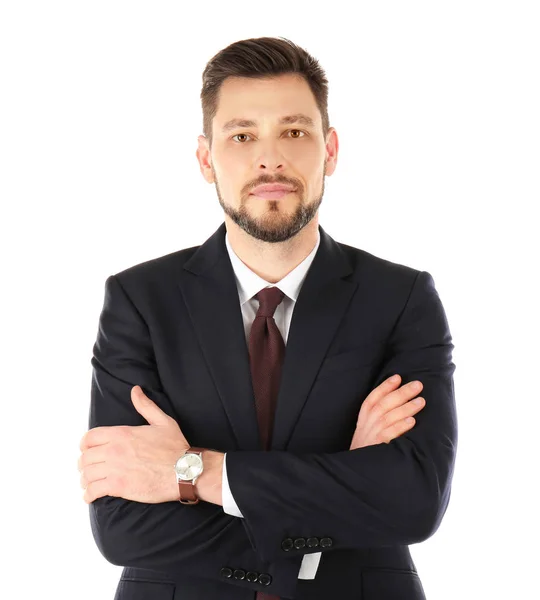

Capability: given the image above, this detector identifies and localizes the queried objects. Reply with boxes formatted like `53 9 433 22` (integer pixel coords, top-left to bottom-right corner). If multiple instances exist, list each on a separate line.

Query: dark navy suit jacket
88 221 457 600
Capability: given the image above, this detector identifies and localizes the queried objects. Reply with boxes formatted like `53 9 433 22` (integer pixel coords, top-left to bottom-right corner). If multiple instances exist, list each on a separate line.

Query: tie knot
255 286 285 318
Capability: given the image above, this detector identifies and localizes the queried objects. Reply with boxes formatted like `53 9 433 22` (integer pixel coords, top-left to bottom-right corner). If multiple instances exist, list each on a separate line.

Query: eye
231 133 251 143
231 129 307 143
288 129 306 139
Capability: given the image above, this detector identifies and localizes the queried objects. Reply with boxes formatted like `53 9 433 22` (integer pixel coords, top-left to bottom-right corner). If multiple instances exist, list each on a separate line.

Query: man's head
196 37 338 243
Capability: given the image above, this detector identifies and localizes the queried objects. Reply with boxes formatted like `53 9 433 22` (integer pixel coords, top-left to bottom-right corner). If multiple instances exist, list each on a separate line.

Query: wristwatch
175 446 205 505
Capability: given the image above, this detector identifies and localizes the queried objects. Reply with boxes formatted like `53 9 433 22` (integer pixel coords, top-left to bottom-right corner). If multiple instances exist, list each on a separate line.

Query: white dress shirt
221 229 322 580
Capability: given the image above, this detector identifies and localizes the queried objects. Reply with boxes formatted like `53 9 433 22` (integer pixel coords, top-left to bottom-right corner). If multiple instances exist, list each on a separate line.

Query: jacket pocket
361 568 426 600
114 578 176 600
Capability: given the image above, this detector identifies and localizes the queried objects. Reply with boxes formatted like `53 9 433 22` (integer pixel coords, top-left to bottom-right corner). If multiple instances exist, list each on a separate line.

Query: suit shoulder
111 244 200 286
337 241 423 284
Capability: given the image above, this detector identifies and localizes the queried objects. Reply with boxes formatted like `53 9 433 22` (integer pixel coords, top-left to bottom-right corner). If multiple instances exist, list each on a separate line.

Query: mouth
250 189 296 200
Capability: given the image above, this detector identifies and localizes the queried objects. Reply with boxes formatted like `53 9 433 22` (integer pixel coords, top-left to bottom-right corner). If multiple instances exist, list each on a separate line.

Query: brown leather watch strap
178 447 206 505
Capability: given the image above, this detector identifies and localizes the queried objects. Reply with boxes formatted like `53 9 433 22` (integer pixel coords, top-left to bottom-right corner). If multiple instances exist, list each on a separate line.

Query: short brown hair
200 36 330 148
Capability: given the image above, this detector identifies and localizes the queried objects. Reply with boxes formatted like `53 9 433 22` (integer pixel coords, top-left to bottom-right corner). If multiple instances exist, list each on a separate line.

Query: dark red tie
248 286 285 600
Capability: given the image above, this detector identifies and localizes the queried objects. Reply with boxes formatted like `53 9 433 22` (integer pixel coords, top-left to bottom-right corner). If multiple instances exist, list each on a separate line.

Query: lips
250 184 296 195
251 189 295 200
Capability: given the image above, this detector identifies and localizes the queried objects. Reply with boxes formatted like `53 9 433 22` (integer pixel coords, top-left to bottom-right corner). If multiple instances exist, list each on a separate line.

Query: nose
257 160 284 171
254 141 286 172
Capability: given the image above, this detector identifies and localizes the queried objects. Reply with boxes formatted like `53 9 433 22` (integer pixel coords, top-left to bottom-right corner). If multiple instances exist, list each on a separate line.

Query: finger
78 445 108 471
83 478 110 504
80 426 121 451
364 374 402 408
380 416 417 444
377 380 423 415
80 462 108 489
379 397 425 431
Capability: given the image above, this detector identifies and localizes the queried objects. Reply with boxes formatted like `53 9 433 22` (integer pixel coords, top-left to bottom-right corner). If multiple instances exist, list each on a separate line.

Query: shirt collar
225 229 321 305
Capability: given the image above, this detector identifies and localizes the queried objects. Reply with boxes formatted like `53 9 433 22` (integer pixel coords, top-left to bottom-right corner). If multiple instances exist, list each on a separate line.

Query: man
79 36 457 600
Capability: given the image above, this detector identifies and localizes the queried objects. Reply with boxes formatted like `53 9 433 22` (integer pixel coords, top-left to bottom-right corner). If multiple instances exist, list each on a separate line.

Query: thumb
131 385 171 426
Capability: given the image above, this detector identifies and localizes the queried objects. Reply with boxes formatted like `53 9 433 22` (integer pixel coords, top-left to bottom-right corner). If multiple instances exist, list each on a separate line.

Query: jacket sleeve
222 453 322 581
225 270 458 564
87 274 305 588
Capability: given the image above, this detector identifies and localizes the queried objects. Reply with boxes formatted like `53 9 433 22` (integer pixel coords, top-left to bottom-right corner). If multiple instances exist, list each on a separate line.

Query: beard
212 160 326 244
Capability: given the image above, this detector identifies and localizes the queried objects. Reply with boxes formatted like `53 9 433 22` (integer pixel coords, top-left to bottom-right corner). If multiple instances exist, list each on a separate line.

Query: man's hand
78 386 190 504
350 374 425 450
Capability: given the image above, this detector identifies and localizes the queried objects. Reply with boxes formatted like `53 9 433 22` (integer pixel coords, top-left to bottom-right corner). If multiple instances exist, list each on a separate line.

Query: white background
1 1 538 598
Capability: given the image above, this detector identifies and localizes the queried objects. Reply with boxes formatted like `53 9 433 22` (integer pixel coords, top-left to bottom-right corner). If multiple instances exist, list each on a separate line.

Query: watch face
175 453 203 481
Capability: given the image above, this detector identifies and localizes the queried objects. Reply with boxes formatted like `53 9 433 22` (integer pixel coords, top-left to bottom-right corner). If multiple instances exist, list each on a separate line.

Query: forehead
214 74 321 131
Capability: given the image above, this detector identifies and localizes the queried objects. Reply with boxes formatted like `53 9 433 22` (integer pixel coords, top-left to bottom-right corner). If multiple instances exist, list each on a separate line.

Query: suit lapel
178 222 357 452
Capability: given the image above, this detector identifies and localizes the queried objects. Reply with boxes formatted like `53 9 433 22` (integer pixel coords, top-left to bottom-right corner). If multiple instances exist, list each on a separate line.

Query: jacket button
320 537 333 548
293 537 306 549
306 537 319 548
281 538 294 551
246 571 259 583
233 569 246 580
220 567 233 579
258 573 272 586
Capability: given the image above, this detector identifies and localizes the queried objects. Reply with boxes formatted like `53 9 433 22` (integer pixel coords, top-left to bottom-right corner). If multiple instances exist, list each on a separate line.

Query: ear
197 135 215 184
324 127 339 177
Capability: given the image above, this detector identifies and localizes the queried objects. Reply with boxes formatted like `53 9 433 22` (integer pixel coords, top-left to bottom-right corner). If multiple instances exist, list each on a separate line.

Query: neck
224 216 319 284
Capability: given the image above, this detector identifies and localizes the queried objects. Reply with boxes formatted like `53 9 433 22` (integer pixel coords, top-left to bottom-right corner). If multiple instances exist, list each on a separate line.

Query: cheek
212 154 241 184
287 144 323 176
302 143 326 165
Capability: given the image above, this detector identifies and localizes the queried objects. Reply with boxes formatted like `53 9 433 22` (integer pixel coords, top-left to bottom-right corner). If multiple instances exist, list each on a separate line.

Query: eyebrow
221 113 316 133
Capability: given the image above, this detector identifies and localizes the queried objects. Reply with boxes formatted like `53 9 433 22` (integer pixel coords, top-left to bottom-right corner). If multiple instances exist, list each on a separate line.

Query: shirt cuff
221 452 244 518
298 552 322 579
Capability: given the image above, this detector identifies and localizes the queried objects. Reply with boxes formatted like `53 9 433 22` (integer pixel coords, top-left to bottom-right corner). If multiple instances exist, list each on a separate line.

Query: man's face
197 74 338 243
